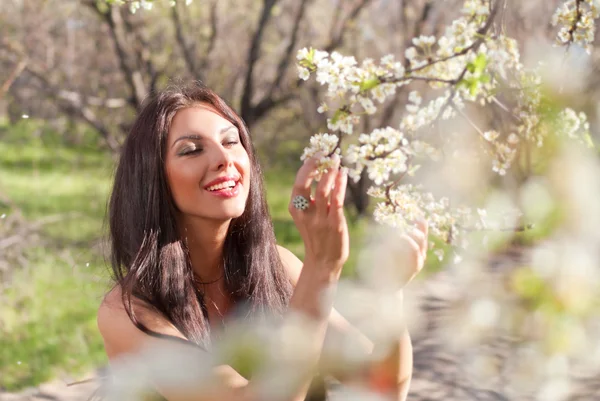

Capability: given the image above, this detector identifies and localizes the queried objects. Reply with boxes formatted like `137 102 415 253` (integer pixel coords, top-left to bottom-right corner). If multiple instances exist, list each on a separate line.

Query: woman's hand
288 154 349 273
397 219 428 287
357 218 428 291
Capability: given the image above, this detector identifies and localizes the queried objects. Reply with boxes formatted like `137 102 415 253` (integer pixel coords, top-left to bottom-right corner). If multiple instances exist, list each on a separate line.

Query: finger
407 225 427 257
292 154 321 196
415 218 428 237
414 218 429 257
329 167 348 225
401 233 424 271
330 167 348 210
314 155 340 217
289 155 321 214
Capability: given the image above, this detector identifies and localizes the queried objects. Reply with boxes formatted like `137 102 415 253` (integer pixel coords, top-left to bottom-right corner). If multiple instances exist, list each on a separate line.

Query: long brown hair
107 81 292 349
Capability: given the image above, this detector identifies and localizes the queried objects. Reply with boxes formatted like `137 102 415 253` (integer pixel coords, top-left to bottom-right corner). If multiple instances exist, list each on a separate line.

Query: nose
211 144 233 171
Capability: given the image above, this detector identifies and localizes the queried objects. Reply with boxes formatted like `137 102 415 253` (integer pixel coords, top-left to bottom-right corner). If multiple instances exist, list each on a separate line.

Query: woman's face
165 104 251 223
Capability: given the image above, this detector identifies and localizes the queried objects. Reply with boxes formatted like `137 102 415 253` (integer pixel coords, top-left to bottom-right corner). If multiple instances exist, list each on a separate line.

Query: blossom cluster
296 0 594 248
367 184 459 242
552 0 600 52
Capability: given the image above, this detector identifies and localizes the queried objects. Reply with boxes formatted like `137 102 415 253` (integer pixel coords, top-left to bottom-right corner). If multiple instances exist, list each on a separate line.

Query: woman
97 81 428 401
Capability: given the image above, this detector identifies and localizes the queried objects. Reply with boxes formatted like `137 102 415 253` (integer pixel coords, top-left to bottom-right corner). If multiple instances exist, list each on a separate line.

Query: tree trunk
347 169 370 217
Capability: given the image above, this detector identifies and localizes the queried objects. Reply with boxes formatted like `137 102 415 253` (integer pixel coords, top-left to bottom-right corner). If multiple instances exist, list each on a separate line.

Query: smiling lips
204 175 241 198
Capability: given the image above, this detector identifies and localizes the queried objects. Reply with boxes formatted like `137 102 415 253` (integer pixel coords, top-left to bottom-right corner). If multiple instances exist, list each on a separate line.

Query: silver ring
292 195 310 211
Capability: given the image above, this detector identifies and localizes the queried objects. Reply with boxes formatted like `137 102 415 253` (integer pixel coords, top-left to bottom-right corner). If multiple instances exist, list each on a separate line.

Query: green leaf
330 109 347 126
511 267 546 304
359 77 381 92
473 53 488 74
469 81 479 96
407 164 421 176
466 53 488 76
298 59 313 69
583 132 595 148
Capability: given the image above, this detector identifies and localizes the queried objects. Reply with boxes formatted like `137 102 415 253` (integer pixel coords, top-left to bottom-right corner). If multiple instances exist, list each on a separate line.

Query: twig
0 212 82 250
0 59 27 99
384 155 412 205
566 0 584 50
490 95 510 113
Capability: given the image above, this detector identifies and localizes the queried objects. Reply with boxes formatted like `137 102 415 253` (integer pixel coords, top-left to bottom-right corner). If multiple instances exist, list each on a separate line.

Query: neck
178 216 231 282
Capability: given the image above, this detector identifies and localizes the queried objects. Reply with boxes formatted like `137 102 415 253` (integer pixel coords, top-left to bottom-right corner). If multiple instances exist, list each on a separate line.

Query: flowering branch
296 0 596 251
552 0 600 53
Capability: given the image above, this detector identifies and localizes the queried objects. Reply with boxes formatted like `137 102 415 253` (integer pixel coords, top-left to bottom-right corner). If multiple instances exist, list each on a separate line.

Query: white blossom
297 66 310 81
301 133 339 163
552 0 600 52
483 130 500 142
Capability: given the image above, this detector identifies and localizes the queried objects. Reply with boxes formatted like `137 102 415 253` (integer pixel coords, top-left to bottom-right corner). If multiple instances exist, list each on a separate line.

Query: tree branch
246 0 374 127
83 0 147 108
567 0 584 48
14 54 121 151
328 0 343 42
171 0 218 81
171 1 200 80
262 0 310 101
122 11 161 94
241 0 280 125
201 0 219 71
0 59 26 99
251 92 296 123
407 1 499 75
324 0 373 52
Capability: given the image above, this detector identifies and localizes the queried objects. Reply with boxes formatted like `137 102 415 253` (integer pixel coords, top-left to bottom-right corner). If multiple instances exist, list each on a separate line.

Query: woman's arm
97 261 341 401
278 243 422 401
97 286 249 401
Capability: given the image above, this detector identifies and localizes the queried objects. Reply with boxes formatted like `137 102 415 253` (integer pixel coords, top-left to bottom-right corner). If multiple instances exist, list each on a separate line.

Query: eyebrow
171 125 238 149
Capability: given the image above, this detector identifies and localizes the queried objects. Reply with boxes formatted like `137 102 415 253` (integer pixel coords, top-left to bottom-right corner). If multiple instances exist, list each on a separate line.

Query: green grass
0 121 366 390
0 249 110 390
0 121 114 390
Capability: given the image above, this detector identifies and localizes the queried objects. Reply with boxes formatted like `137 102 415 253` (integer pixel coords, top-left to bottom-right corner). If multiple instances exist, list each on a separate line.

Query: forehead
168 104 236 143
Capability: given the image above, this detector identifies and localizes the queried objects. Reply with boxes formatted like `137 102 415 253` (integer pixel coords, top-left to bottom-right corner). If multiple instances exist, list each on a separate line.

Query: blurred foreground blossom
396 142 600 400
101 313 317 400
100 305 406 400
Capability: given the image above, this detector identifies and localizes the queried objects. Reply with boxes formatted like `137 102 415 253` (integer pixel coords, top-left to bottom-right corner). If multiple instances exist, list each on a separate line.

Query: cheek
237 152 252 187
166 163 202 207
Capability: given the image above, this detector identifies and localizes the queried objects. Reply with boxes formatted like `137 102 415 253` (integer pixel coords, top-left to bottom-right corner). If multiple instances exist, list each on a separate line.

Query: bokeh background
2 0 600 399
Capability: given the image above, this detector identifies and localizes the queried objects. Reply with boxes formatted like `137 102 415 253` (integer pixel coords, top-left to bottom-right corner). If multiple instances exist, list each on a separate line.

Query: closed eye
179 147 203 156
224 140 240 147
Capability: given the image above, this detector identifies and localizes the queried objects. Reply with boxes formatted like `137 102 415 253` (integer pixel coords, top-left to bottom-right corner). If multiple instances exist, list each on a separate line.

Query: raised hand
288 154 349 272
398 219 428 287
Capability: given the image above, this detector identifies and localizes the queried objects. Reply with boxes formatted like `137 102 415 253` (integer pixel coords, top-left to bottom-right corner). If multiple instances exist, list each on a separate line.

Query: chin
212 205 247 221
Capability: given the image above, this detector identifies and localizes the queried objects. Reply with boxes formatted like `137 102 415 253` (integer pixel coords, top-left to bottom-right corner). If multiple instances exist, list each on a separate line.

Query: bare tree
0 0 377 152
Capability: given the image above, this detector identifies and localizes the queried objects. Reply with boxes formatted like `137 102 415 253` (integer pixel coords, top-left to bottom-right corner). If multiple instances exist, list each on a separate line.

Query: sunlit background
1 0 600 400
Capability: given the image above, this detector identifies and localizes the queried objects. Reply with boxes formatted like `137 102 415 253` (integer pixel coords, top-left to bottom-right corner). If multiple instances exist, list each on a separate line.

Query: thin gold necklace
193 271 224 285
192 258 225 285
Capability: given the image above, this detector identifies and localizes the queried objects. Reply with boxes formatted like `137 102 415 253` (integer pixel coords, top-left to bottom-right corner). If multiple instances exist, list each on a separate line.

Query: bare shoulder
97 285 186 360
276 245 303 286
